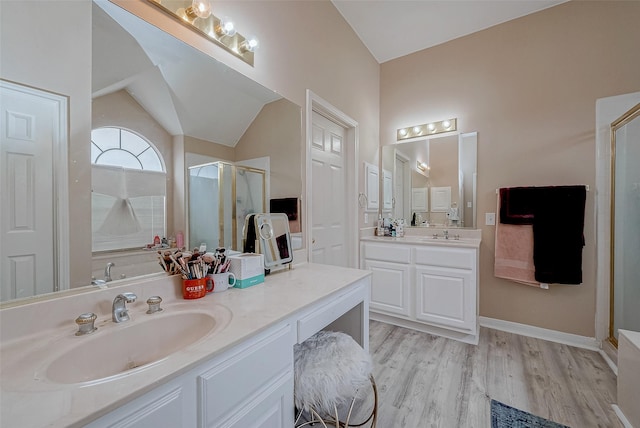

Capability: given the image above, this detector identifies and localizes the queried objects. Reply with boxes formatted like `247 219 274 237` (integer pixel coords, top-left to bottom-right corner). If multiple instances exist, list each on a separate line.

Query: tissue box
228 253 265 289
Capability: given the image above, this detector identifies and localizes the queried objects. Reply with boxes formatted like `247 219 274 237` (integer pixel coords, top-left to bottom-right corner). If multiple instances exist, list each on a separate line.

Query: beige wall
381 1 640 336
236 98 303 199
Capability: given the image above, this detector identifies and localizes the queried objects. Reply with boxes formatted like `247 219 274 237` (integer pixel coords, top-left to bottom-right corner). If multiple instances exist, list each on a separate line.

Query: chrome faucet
112 292 137 323
443 230 449 240
104 262 115 282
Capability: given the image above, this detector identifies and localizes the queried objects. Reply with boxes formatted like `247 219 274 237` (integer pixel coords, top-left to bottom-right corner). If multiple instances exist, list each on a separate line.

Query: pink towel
494 195 545 288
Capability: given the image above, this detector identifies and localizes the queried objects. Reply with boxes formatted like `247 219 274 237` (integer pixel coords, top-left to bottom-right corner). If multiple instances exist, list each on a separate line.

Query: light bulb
399 129 408 137
191 0 211 19
243 37 259 52
216 17 236 37
427 123 435 132
443 120 451 129
413 126 422 135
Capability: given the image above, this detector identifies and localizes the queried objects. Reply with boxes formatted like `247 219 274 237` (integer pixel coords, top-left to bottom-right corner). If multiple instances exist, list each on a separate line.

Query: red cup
182 277 214 299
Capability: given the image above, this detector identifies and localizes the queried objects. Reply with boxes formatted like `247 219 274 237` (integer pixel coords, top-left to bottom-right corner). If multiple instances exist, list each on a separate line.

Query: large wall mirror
381 132 477 228
0 0 302 304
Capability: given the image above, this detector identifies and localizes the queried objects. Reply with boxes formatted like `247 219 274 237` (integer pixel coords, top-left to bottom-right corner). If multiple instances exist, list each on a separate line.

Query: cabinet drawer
362 242 411 263
198 324 294 427
297 280 366 343
414 246 475 269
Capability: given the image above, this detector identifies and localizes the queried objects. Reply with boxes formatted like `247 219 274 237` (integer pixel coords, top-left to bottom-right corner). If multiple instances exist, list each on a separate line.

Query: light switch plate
486 212 496 226
364 213 369 224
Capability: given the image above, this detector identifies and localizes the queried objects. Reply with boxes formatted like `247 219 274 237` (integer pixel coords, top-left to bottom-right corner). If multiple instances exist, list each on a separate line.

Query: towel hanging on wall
497 185 587 285
494 191 542 288
532 186 586 284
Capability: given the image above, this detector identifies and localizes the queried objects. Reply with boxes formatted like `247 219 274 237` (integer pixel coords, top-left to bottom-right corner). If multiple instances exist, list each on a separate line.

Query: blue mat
491 400 570 428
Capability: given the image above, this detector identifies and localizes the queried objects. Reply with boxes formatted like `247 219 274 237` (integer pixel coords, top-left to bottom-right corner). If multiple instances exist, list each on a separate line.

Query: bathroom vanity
360 230 481 344
0 263 371 428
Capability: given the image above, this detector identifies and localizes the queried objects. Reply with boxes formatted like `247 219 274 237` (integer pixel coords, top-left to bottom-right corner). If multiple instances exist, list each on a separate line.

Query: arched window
91 127 166 252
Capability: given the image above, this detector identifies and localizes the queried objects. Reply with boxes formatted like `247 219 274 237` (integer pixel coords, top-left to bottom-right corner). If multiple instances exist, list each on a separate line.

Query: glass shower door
188 163 221 251
235 166 266 249
610 103 640 343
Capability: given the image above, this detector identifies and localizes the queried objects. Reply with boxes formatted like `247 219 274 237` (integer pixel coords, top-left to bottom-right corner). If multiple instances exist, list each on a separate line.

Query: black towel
243 214 257 253
499 187 536 225
532 186 587 284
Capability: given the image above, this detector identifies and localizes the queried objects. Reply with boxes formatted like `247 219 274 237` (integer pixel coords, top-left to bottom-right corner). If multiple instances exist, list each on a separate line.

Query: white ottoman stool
294 330 378 428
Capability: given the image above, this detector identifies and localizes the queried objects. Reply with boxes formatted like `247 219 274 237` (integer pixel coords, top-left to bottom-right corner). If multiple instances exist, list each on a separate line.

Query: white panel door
310 111 346 266
0 83 59 300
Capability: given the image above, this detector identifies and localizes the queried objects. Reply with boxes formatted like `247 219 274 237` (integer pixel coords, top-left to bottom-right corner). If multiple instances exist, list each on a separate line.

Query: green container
234 273 265 289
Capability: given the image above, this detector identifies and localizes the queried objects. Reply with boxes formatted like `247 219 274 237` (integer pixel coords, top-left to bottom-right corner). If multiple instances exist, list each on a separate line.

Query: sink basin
46 308 231 384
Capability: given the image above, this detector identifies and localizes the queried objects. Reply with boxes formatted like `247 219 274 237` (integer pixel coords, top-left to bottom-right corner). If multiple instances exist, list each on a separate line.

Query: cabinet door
415 265 475 332
411 188 428 211
364 259 411 317
226 373 293 428
198 324 294 428
364 162 379 211
85 383 192 428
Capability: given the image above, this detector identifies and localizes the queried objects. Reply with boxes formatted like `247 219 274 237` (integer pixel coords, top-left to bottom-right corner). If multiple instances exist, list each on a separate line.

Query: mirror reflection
381 132 477 228
0 1 302 304
91 1 302 284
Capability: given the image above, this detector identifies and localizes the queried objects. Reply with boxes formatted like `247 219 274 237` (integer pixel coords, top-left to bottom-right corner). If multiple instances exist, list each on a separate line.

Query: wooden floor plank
365 320 621 428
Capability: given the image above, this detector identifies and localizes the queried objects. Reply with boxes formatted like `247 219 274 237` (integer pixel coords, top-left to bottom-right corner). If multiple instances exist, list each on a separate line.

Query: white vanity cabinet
86 322 295 428
361 237 480 344
74 268 370 428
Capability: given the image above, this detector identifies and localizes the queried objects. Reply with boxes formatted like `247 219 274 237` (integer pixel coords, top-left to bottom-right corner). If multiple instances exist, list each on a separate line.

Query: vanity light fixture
417 161 429 172
148 0 259 66
397 118 457 141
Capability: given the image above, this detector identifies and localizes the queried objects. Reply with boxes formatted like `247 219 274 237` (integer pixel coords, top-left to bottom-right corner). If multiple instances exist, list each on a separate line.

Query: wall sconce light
147 0 259 66
397 118 457 141
417 161 429 172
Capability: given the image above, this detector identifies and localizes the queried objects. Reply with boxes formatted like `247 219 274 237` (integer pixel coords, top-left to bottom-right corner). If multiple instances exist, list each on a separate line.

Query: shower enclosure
188 162 265 252
609 103 640 345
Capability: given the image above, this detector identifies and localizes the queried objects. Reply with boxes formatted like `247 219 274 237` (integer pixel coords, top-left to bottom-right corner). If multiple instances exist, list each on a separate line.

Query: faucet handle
146 296 163 314
75 313 98 336
120 292 137 302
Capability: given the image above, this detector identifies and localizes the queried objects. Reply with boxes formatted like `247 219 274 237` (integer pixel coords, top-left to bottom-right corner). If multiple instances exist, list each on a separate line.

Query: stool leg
339 374 378 428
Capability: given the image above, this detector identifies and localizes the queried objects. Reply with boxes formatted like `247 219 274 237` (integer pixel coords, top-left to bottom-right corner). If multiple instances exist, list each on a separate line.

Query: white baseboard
479 316 600 351
599 349 618 376
612 405 634 428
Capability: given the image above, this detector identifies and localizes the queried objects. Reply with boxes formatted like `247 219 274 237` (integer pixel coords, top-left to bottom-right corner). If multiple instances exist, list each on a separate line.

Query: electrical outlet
485 212 496 226
364 213 369 224
467 201 472 208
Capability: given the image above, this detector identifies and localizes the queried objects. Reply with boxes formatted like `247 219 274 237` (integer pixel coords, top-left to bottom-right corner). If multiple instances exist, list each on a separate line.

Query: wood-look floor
367 320 620 428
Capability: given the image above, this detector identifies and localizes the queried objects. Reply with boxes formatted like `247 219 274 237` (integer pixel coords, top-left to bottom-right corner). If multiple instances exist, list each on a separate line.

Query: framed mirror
0 0 302 305
381 132 477 228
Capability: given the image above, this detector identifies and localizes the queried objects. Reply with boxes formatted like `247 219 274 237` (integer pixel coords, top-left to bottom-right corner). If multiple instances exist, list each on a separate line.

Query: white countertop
0 263 371 428
361 234 481 248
